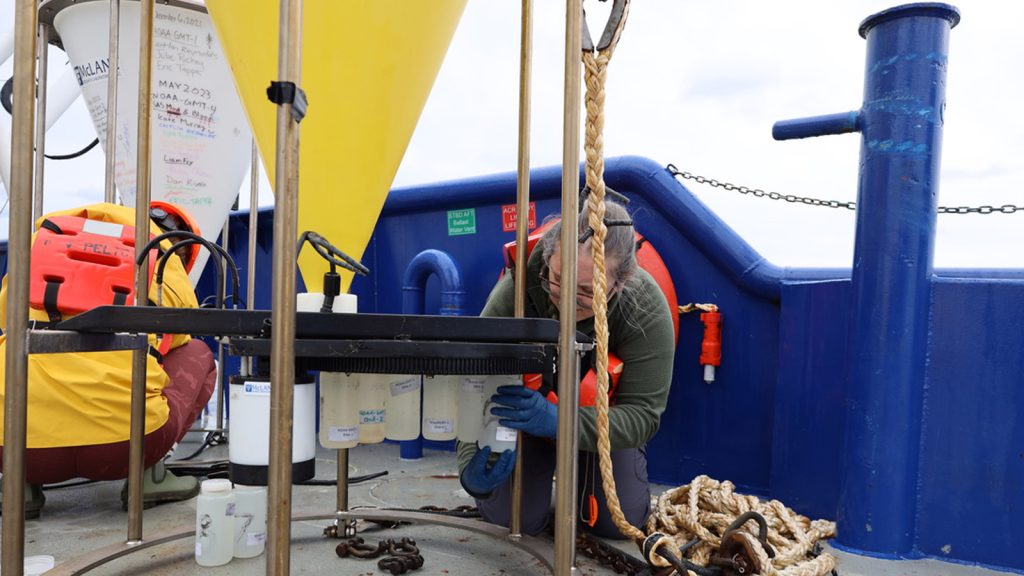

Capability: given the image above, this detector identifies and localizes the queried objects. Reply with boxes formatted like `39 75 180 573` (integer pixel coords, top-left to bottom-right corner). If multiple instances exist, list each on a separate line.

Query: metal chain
666 164 1024 215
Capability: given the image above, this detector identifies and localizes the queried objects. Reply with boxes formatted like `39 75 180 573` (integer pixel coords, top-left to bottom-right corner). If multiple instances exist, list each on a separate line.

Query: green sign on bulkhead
447 208 477 236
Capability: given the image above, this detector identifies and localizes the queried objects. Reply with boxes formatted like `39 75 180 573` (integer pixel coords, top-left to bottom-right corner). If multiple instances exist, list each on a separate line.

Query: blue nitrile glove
490 385 558 439
460 446 516 499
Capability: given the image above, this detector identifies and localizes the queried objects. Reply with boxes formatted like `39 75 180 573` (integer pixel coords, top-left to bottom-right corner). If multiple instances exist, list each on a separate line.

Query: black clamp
267 80 308 123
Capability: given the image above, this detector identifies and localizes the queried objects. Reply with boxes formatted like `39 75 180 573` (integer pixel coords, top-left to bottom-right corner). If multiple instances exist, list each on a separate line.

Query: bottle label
390 377 421 396
243 381 271 395
496 426 517 442
461 377 485 393
247 532 267 546
328 426 359 442
359 409 385 425
425 419 454 434
226 502 236 516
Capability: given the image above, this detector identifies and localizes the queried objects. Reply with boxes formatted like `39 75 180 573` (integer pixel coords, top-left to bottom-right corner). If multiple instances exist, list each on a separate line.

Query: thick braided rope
581 0 651 550
645 476 838 576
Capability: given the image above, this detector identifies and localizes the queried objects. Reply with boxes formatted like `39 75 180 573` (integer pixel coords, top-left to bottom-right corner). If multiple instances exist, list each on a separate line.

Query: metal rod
215 216 229 430
127 0 156 544
103 0 121 204
32 24 48 221
267 0 303 573
246 139 259 377
334 448 355 537
2 0 37 573
509 0 533 539
555 0 582 574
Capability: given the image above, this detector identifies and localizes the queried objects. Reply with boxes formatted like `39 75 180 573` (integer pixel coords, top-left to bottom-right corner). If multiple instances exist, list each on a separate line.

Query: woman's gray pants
475 433 651 539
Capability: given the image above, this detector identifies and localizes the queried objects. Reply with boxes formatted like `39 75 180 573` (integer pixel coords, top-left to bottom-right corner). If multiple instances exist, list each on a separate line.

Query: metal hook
581 0 628 53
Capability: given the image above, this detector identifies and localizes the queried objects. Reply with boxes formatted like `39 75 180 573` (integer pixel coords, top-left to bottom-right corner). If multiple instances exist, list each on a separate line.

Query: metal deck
11 422 1014 576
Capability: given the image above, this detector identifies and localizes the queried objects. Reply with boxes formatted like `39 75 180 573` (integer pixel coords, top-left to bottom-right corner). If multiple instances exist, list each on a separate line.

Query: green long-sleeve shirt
457 248 675 471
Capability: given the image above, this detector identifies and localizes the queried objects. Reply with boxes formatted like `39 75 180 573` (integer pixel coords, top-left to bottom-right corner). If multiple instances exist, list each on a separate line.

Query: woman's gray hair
536 199 637 289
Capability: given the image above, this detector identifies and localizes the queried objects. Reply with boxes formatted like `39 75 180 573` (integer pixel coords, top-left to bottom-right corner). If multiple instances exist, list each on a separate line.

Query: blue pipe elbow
399 250 466 460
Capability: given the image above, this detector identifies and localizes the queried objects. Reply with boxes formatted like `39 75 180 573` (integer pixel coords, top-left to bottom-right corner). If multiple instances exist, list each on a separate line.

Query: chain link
666 164 1024 215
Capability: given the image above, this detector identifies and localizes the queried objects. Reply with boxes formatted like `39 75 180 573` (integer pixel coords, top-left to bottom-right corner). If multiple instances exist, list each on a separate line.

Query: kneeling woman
457 199 675 538
0 202 217 518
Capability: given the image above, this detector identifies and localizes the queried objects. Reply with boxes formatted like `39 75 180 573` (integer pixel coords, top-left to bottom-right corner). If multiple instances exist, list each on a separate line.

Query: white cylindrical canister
228 373 317 485
456 375 487 443
195 479 235 567
383 374 421 441
478 374 521 453
232 485 267 559
312 293 361 448
357 374 388 444
422 375 457 441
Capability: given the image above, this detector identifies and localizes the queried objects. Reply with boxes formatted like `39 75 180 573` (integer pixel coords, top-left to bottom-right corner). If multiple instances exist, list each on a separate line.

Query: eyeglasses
539 266 598 309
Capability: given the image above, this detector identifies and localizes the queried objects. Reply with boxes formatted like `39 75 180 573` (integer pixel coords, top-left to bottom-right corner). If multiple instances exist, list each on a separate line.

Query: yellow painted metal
204 1 468 291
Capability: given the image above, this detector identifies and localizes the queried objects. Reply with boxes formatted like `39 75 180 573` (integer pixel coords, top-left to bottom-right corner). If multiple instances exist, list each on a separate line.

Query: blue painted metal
773 2 961 555
772 111 861 141
843 3 959 555
398 249 466 460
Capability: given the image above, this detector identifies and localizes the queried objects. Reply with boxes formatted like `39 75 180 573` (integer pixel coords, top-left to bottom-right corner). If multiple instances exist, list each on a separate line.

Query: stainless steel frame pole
555 1 582 574
509 0 533 539
127 0 156 545
2 0 37 573
215 217 229 430
103 0 120 204
267 0 303 574
32 25 48 221
246 140 259 376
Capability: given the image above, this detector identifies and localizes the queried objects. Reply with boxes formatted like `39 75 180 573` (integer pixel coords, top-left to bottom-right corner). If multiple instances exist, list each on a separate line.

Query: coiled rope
646 476 837 576
581 4 837 574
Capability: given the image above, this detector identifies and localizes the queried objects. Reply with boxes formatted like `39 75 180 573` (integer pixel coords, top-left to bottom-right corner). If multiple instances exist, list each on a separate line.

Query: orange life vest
503 219 678 406
29 215 157 322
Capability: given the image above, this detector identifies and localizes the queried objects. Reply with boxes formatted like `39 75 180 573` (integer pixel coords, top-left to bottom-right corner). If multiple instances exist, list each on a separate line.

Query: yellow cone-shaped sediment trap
205 1 467 291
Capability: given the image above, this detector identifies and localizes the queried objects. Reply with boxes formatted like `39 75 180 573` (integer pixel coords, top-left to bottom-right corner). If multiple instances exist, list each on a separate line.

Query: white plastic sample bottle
233 485 267 559
384 374 422 441
456 375 487 443
316 293 361 449
195 479 235 567
357 374 388 444
478 374 521 453
422 375 458 441
320 372 361 449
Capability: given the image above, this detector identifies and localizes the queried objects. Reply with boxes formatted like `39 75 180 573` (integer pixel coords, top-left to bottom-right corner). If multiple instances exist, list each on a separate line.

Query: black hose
2 76 100 160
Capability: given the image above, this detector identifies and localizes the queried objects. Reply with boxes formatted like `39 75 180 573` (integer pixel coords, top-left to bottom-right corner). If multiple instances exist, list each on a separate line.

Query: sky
1 0 1022 268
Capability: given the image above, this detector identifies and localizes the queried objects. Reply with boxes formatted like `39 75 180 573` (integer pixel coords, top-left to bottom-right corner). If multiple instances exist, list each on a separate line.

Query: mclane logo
73 59 110 86
243 382 271 395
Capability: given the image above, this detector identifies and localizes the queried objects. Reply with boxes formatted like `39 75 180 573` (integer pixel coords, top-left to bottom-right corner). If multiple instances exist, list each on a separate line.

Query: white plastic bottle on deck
478 374 521 453
422 375 458 441
384 374 422 441
456 375 487 443
233 485 267 559
195 479 235 567
317 293 361 449
357 374 388 444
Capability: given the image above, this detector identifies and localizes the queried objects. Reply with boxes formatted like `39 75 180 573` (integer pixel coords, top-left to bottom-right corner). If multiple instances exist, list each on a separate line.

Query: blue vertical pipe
399 250 466 460
839 4 959 555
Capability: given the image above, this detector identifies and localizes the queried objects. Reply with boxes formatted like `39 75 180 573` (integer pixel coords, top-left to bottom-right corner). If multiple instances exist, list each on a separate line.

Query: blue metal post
844 4 959 555
399 250 466 460
773 3 959 556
